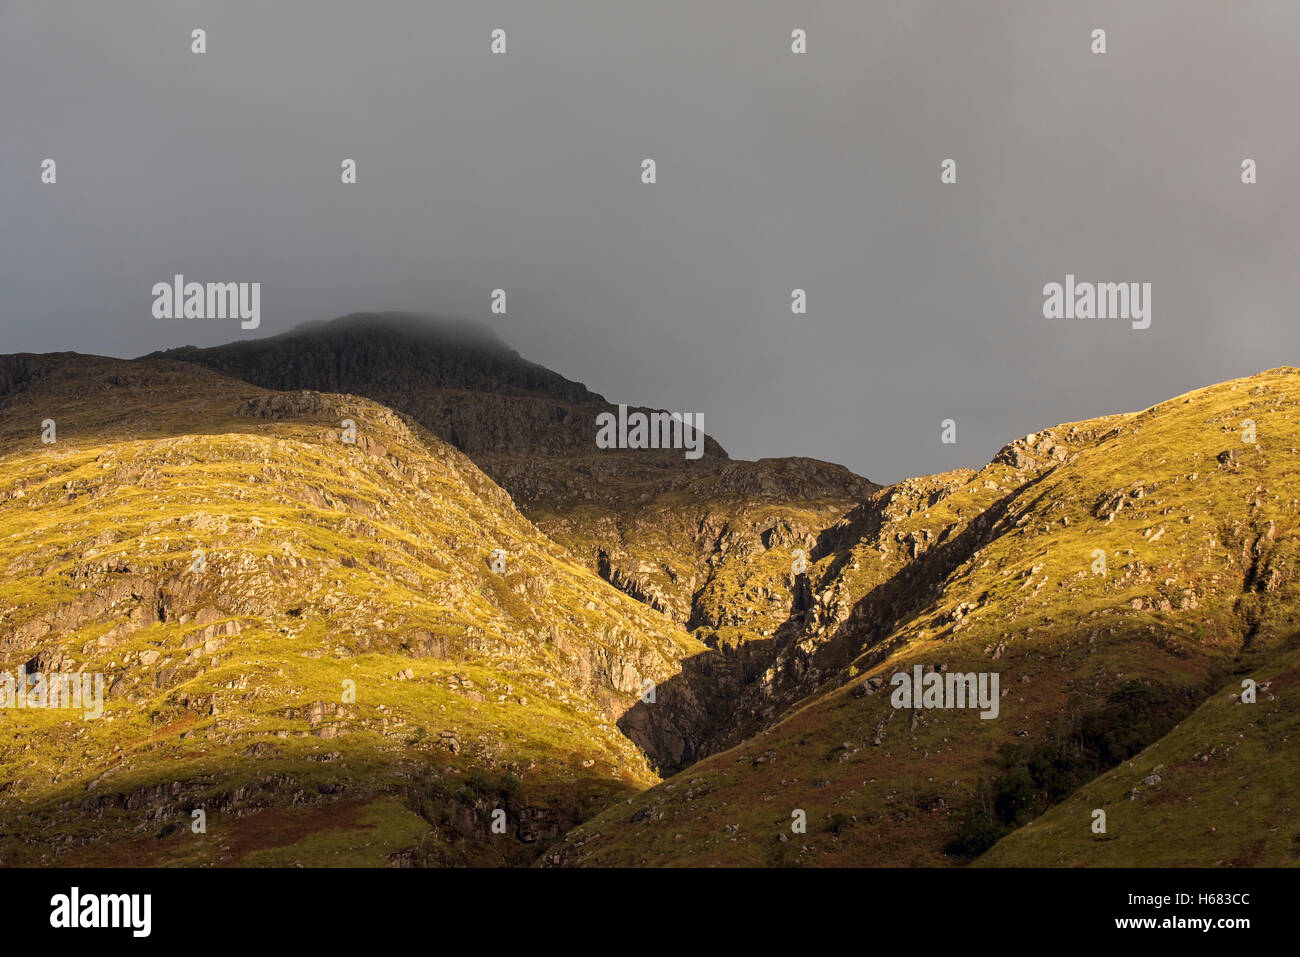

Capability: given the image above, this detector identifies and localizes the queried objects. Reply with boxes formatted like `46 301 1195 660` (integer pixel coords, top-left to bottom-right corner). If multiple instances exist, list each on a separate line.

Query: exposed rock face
149 312 726 461
148 315 872 616
145 314 881 773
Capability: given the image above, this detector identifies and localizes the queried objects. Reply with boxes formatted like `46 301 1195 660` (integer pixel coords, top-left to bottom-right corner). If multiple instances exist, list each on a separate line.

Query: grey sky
3 1 1297 484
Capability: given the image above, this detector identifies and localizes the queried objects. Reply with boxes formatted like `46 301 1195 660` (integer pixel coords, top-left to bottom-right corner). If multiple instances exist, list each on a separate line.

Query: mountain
149 314 878 771
0 352 701 864
4 315 1296 869
145 312 730 501
541 367 1300 866
0 317 876 865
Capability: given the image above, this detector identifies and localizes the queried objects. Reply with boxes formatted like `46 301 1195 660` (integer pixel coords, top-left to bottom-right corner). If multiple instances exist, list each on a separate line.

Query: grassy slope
975 636 1300 867
543 367 1300 866
0 356 701 866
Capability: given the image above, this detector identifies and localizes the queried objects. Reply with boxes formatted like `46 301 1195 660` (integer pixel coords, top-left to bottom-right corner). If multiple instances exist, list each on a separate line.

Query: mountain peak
267 311 516 356
144 311 599 406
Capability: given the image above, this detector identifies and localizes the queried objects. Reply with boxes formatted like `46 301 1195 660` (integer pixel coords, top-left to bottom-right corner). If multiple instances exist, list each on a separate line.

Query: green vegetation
0 357 700 866
949 679 1192 857
5 347 1299 869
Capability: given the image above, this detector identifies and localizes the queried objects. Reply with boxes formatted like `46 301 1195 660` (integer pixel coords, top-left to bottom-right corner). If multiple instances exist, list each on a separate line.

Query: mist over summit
148 312 596 407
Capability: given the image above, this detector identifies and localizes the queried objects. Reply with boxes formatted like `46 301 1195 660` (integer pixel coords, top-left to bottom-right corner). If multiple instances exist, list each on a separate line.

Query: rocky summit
1 315 1296 868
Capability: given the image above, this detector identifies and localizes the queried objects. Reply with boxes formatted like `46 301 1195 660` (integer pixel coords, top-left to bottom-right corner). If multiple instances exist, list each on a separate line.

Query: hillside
5 326 1296 870
542 367 1300 866
0 353 701 865
150 314 879 772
